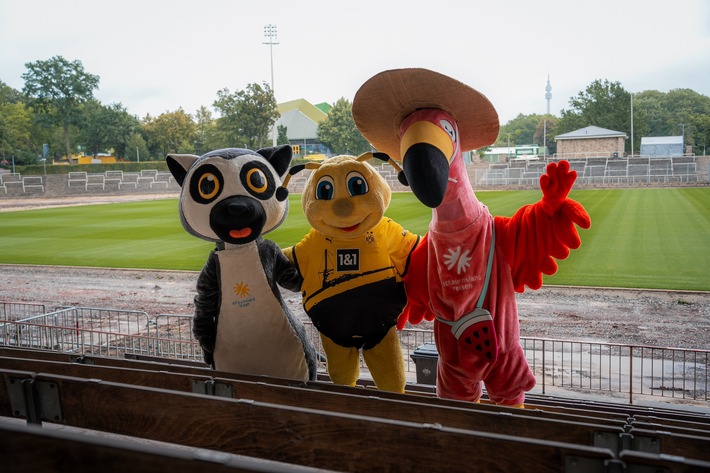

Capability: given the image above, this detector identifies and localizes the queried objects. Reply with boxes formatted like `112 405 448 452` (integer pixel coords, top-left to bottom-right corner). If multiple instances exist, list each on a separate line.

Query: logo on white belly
233 281 255 308
443 246 471 275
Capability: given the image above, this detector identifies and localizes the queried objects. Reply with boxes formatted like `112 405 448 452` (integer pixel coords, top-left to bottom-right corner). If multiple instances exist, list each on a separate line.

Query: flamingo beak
400 120 454 208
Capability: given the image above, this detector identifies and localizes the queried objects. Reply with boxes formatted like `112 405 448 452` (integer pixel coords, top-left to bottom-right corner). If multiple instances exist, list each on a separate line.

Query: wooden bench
0 369 622 472
4 346 702 429
0 355 630 454
0 419 322 473
3 349 710 463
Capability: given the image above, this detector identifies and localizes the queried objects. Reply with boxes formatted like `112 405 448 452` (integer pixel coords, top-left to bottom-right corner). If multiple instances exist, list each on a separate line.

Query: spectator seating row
0 173 44 194
480 156 700 186
1 345 709 472
67 170 176 191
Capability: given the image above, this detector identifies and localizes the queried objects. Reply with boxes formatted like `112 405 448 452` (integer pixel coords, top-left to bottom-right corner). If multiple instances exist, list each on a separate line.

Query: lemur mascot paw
283 152 420 393
167 146 318 382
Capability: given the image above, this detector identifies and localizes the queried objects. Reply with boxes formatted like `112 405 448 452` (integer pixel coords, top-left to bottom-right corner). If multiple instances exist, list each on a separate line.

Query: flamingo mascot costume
352 68 591 406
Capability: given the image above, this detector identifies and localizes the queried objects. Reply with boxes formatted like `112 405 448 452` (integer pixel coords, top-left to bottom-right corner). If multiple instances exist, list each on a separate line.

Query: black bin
410 342 438 385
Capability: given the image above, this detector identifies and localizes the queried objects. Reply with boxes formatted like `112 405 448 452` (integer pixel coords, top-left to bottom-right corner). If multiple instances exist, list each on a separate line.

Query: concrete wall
557 136 625 158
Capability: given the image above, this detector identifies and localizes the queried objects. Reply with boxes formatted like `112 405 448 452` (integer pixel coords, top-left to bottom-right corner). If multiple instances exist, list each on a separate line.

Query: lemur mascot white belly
167 145 318 382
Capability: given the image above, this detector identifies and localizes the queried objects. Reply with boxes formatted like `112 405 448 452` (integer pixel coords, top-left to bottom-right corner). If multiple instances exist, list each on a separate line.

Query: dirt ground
1 194 710 350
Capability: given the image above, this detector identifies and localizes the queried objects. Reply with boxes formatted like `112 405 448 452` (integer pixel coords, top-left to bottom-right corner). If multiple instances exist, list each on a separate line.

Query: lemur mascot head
166 146 292 245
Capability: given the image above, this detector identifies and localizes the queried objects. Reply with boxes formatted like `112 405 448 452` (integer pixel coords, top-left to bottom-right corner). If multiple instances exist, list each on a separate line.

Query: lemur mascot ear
167 146 318 382
282 152 420 393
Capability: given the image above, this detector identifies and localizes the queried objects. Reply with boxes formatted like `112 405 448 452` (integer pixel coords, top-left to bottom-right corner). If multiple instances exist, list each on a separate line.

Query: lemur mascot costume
167 145 318 382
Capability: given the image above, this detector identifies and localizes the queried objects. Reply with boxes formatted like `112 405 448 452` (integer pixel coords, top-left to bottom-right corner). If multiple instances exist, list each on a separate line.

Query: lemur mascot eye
282 152 420 393
167 146 318 382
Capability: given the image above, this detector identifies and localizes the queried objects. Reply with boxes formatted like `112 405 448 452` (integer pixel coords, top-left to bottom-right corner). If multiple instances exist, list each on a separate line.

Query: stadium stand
478 156 701 187
67 171 88 189
20 176 44 193
1 345 709 472
119 172 139 190
1 173 23 194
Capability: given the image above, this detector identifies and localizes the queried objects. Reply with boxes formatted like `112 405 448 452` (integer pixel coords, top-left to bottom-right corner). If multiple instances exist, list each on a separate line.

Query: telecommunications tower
545 73 552 115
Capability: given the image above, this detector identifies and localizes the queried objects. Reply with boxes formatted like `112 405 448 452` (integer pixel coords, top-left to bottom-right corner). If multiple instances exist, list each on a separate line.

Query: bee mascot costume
352 68 591 406
167 145 318 383
283 152 420 393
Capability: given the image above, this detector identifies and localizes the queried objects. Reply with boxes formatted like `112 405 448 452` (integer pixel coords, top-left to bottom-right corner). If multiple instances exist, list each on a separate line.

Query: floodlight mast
264 24 279 146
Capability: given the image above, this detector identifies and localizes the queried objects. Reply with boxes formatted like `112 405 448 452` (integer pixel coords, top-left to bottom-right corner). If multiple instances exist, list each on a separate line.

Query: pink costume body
423 155 535 405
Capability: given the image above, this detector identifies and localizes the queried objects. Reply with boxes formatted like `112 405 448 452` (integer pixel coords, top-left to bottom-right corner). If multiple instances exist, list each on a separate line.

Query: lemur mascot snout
167 146 318 382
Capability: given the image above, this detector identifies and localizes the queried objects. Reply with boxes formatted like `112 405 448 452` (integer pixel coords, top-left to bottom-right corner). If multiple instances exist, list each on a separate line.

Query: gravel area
2 264 709 350
2 194 709 350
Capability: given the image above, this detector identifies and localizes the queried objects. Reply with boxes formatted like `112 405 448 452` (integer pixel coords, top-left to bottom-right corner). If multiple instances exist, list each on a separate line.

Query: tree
125 132 150 162
194 105 218 154
0 80 23 104
21 56 100 164
277 124 289 146
142 109 197 158
496 113 542 147
317 97 370 155
0 101 35 165
557 79 633 152
213 82 279 149
79 101 139 158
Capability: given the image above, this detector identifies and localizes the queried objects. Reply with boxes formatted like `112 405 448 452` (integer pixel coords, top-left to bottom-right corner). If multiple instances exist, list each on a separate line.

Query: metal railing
1 301 707 404
522 338 709 403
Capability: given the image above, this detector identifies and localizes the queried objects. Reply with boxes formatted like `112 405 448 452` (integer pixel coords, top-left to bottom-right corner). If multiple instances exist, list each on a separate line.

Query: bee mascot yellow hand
283 152 420 393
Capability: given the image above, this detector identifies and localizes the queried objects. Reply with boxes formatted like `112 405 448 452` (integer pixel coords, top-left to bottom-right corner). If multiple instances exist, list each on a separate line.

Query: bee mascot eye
316 177 334 200
346 172 368 196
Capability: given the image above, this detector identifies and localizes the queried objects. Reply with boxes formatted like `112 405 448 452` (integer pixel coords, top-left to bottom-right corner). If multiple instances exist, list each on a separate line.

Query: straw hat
352 68 500 161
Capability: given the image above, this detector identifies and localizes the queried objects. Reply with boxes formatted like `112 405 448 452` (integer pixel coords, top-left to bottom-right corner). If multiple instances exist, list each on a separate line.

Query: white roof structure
640 136 684 157
555 125 628 140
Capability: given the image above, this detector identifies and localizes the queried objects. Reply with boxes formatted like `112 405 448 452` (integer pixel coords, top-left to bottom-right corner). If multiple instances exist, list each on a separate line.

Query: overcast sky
1 0 709 125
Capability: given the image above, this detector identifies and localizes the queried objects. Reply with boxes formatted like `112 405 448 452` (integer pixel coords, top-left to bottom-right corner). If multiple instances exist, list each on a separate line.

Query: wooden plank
619 449 710 473
0 420 329 473
0 347 680 437
0 351 632 431
0 356 627 453
4 361 710 463
1 370 616 473
523 394 710 426
4 346 707 432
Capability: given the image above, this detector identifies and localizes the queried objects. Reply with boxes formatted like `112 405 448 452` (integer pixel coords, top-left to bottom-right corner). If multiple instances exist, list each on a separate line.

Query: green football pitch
1 187 708 291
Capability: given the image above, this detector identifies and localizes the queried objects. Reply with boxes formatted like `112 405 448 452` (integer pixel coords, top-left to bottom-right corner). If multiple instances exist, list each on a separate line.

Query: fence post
542 339 546 395
629 347 634 405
